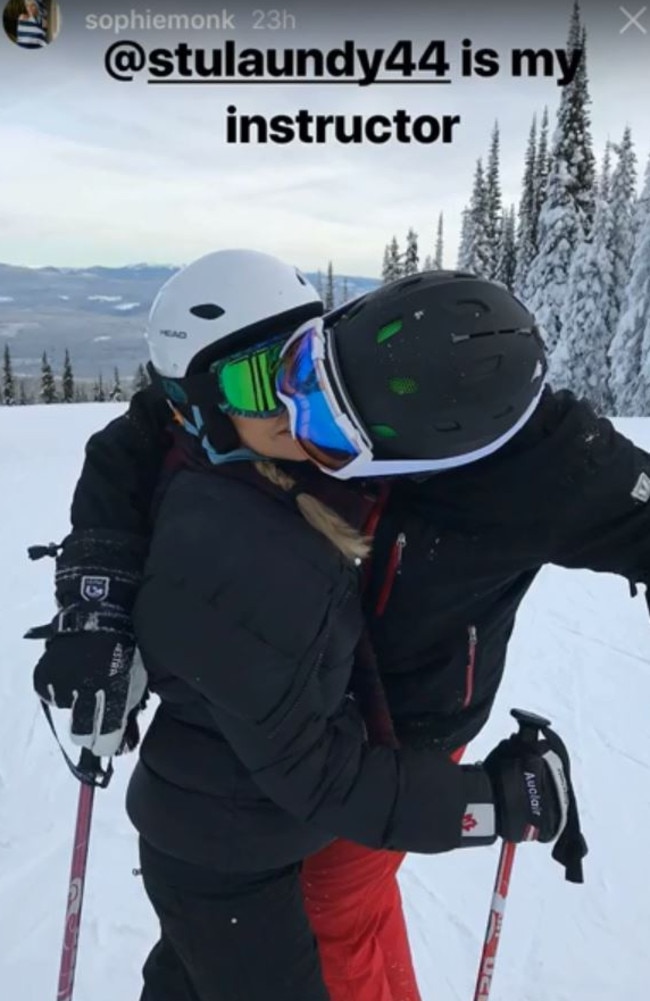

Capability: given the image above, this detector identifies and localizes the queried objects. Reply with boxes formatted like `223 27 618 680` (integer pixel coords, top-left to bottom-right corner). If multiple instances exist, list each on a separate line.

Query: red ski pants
301 838 418 1001
300 747 465 1001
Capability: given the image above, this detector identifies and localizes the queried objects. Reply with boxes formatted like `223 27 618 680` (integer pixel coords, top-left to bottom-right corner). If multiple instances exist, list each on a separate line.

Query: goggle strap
147 363 221 411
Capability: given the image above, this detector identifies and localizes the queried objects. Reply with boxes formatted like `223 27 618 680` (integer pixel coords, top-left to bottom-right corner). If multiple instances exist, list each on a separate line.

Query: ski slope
1 403 649 1001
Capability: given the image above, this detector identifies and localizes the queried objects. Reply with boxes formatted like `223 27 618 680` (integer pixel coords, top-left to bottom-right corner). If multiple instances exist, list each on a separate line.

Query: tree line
0 345 150 406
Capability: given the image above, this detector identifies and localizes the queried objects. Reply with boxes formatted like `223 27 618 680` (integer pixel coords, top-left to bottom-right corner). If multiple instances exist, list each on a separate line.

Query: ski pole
472 709 551 1001
32 705 112 1000
56 749 104 1001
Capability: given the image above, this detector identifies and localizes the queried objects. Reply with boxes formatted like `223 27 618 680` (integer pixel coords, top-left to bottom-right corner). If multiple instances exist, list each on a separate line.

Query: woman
16 0 47 48
30 254 582 1001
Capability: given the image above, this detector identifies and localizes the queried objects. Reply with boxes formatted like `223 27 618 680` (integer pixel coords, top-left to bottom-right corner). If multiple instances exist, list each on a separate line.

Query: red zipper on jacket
375 533 406 617
360 484 391 594
462 625 478 708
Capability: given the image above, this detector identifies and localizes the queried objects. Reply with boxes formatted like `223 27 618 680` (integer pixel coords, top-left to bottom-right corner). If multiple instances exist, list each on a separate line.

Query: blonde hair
254 461 372 563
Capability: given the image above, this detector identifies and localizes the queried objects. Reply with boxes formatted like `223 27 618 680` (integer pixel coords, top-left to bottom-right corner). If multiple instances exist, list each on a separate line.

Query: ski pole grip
77 747 113 788
510 708 551 745
78 748 102 774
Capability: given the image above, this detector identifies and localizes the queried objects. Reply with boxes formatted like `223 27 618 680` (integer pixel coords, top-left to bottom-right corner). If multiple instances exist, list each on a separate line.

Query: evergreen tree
422 255 434 271
631 152 650 246
434 213 444 269
460 160 491 277
527 166 583 351
325 261 335 310
534 107 552 237
382 237 402 283
557 146 616 413
18 380 29 405
381 245 391 283
341 276 349 304
456 208 472 270
110 366 124 401
3 343 15 405
495 206 517 291
574 24 597 232
133 363 150 394
607 127 638 340
545 3 597 232
598 143 612 204
609 155 650 414
74 384 89 403
403 228 419 275
514 115 538 300
485 123 503 277
40 352 57 404
61 349 74 403
526 2 597 349
93 373 106 402
390 236 402 280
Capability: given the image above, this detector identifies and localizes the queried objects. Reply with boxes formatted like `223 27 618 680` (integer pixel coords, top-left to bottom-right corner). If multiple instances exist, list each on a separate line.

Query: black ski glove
482 731 567 843
460 713 588 882
27 530 149 758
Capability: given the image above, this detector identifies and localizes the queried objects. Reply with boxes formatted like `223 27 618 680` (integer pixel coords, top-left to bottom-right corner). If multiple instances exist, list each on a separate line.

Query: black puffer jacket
128 463 491 871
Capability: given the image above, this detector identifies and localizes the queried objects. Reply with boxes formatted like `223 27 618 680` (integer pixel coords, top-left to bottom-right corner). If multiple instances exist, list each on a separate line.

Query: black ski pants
138 838 330 1001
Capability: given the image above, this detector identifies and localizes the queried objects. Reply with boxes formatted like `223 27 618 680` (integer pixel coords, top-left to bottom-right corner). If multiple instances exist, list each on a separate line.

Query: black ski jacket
127 463 491 870
67 386 650 862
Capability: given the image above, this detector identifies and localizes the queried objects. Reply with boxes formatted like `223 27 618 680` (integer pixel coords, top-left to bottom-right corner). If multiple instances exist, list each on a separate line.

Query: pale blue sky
1 0 648 274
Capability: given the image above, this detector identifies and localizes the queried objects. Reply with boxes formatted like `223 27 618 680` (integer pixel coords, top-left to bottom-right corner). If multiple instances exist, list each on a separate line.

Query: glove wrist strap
40 702 113 788
542 724 588 883
25 604 132 641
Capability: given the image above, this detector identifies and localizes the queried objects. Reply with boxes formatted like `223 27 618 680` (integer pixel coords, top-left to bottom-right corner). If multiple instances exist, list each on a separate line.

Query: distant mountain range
0 263 380 379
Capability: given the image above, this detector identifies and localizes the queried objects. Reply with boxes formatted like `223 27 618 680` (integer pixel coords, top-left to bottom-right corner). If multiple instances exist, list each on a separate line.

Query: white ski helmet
145 249 322 377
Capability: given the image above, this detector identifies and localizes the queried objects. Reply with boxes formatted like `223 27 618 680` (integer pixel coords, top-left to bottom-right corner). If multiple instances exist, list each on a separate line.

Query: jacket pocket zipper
462 625 478 709
375 532 406 617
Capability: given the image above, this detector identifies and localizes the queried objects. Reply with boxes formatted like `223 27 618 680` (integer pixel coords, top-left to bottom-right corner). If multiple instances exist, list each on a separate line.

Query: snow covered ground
1 403 649 1001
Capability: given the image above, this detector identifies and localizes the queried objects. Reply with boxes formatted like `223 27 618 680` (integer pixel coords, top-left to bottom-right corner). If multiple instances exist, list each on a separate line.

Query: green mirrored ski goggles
211 336 285 417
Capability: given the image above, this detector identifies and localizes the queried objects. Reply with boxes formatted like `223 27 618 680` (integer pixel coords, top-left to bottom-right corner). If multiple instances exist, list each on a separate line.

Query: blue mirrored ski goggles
275 319 373 476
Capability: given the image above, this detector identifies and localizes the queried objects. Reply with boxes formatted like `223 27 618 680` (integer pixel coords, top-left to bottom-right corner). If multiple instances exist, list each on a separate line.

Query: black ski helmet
326 271 547 463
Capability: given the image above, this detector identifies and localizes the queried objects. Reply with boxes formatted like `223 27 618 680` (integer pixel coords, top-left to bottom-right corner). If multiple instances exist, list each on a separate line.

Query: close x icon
619 6 648 33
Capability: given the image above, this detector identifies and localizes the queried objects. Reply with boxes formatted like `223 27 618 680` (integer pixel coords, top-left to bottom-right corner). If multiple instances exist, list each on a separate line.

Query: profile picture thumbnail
3 0 60 49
